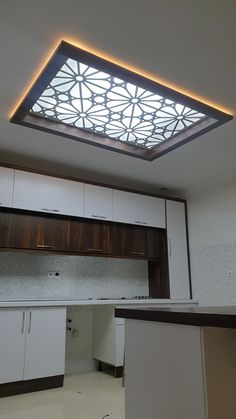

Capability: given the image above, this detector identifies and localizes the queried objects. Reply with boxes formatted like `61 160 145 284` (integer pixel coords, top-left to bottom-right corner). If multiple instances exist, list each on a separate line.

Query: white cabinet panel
0 309 26 384
13 170 84 217
113 190 165 228
24 307 66 380
0 167 14 208
166 200 190 299
93 306 124 367
84 184 112 221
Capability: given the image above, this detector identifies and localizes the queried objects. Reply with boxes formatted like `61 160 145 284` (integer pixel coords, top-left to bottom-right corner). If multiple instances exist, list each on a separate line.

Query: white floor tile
0 372 125 419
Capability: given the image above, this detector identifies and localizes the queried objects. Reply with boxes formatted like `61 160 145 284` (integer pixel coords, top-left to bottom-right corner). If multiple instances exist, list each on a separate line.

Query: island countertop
115 305 236 329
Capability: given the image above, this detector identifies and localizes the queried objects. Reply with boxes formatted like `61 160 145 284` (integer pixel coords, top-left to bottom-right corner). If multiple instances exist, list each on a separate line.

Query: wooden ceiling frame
11 41 233 161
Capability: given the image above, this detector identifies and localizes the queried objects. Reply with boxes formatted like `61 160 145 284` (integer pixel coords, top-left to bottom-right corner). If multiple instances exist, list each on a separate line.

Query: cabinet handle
87 248 103 252
168 237 172 258
91 215 107 219
130 251 145 255
134 221 147 225
41 208 60 213
36 244 55 249
21 311 25 334
28 311 32 334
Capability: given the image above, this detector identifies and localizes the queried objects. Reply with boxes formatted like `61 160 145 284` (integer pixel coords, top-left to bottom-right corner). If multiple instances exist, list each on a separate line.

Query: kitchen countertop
115 305 236 329
0 298 197 308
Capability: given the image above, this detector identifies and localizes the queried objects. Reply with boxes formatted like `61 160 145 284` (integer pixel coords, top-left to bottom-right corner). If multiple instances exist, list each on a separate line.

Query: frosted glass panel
30 58 206 149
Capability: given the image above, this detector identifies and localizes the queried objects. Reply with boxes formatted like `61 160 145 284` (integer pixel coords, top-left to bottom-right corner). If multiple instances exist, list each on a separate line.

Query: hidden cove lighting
10 40 233 160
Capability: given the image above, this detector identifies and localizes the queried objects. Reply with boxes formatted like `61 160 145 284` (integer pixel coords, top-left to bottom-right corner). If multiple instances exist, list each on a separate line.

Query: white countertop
0 298 197 308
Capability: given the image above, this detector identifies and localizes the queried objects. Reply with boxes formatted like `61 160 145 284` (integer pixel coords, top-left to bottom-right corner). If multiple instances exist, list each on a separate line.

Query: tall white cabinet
166 200 190 299
0 307 66 384
0 167 14 208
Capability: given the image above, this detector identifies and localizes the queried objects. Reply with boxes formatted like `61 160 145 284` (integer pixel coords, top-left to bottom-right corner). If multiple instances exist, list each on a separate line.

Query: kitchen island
115 306 236 419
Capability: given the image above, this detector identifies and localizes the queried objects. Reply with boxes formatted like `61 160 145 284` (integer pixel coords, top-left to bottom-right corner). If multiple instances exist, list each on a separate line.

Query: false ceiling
0 0 235 196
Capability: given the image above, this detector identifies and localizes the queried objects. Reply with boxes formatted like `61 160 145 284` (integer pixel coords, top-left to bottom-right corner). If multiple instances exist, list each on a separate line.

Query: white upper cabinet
0 167 14 208
84 184 113 221
166 200 190 299
13 170 85 217
113 190 165 228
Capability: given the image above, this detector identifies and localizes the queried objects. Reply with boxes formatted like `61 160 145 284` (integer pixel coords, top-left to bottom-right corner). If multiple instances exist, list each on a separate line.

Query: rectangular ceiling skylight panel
11 41 233 160
30 58 207 150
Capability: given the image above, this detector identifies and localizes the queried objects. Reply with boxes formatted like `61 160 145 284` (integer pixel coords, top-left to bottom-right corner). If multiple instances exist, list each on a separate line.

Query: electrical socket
48 270 61 278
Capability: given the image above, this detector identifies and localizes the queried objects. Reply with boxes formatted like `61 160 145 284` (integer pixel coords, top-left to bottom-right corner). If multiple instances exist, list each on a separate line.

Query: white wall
187 185 236 305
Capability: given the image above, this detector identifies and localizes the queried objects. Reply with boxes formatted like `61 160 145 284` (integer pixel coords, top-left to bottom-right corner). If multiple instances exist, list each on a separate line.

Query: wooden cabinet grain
7 212 70 252
70 219 109 254
0 212 10 247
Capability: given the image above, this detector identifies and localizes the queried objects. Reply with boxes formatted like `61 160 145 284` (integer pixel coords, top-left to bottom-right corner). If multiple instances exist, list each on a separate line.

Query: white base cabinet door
24 308 66 380
166 200 190 299
0 309 26 384
0 307 66 384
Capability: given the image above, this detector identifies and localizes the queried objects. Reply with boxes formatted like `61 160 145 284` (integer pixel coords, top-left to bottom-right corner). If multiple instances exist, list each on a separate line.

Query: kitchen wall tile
0 253 148 300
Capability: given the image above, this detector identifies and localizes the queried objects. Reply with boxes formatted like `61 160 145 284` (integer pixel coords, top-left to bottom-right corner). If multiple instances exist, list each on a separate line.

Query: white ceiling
0 0 235 196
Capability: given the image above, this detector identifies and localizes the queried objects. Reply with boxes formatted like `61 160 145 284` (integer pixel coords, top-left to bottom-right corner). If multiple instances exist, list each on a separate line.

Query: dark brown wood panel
70 219 109 254
0 212 10 247
8 212 70 251
0 375 64 398
109 223 146 258
115 307 236 329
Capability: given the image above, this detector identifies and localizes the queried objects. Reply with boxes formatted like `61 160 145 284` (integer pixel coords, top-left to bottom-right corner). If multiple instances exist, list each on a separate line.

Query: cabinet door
113 190 165 228
13 170 84 217
24 308 66 380
8 212 70 251
145 228 166 260
0 212 10 247
0 167 14 208
0 309 26 384
70 219 109 254
166 200 190 299
109 223 146 257
84 184 113 221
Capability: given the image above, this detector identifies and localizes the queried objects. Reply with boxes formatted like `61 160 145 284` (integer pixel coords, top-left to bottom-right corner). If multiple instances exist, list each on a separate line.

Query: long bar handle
41 208 60 213
28 311 32 334
91 215 107 219
36 244 55 249
168 237 172 258
21 311 25 334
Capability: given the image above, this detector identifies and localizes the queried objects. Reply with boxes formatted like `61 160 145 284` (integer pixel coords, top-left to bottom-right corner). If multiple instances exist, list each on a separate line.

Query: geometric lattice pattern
31 58 206 149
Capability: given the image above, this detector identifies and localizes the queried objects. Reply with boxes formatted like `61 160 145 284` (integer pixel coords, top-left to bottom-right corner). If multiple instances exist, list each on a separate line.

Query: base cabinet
93 306 124 368
0 308 66 386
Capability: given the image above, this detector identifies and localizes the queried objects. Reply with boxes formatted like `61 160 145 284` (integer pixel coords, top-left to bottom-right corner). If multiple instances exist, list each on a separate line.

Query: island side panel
202 327 236 419
125 319 206 419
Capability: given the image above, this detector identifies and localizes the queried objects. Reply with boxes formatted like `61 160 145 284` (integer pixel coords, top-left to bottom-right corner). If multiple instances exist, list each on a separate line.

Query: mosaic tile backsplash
0 253 148 300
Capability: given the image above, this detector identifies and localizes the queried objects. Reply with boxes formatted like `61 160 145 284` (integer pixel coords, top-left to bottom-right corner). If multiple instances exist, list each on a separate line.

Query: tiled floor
0 372 125 419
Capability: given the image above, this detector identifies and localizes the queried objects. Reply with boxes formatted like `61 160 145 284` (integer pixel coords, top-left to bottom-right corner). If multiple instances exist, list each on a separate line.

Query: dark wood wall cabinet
0 209 170 298
0 209 166 260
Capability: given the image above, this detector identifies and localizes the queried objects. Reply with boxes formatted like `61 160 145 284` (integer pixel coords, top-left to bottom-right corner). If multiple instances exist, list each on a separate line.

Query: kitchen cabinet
0 307 66 385
7 212 71 252
69 219 109 254
166 200 190 299
0 167 14 208
0 212 10 247
0 309 26 384
84 184 113 221
13 170 84 217
113 189 165 228
23 308 66 380
109 223 164 260
93 306 124 371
